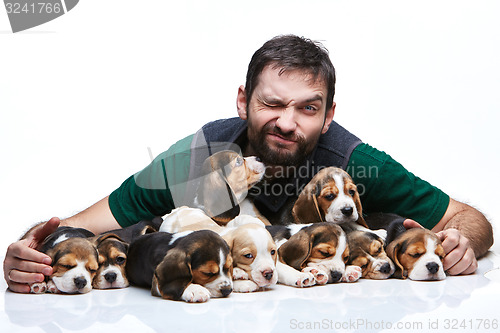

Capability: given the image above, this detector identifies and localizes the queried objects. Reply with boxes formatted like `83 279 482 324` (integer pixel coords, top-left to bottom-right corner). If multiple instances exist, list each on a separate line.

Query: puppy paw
342 265 362 283
233 280 259 293
302 267 328 285
295 272 316 288
46 280 60 293
30 282 47 294
233 267 249 280
181 284 211 303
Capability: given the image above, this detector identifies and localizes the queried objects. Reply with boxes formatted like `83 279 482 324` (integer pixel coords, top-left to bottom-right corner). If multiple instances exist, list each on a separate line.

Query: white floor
1 246 499 333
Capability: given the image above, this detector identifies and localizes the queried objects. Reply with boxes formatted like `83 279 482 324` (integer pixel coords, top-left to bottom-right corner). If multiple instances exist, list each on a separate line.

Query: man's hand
437 229 477 275
3 217 60 293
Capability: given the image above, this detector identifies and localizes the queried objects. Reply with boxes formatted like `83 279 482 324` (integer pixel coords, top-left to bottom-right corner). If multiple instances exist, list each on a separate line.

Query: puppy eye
324 193 336 201
244 253 254 259
348 189 356 196
343 256 349 264
410 253 423 258
89 269 97 274
361 264 368 269
203 272 216 278
62 264 75 270
270 250 276 256
115 256 126 265
235 157 244 166
319 250 331 257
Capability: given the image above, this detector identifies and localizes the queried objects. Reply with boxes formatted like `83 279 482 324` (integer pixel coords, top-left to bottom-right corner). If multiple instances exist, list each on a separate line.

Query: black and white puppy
126 230 233 302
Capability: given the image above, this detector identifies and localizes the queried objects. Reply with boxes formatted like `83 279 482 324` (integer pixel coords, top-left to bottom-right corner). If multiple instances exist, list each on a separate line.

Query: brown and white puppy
160 209 278 293
31 227 98 294
386 228 446 281
292 167 386 240
195 150 265 225
346 230 395 279
266 222 362 287
126 230 233 302
92 234 129 289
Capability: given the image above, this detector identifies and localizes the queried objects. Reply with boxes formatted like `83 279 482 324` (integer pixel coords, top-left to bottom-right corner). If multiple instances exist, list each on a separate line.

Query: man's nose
275 108 297 133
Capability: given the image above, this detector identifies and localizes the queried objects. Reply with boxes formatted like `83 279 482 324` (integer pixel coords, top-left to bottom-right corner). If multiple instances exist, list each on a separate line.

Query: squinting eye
62 264 75 270
410 253 423 258
244 253 254 259
203 272 216 278
319 250 330 257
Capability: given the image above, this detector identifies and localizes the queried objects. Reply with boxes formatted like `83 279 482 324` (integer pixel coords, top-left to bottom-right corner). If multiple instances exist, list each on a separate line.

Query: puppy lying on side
386 228 446 281
195 150 266 225
161 207 278 293
266 222 362 288
126 230 233 302
31 226 98 294
346 230 395 279
292 167 386 240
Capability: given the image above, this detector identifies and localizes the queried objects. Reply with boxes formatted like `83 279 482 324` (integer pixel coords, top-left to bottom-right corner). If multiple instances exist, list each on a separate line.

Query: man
4 35 493 293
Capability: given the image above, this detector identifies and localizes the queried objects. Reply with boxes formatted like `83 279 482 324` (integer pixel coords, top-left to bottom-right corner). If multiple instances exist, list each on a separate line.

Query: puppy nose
74 277 87 290
105 272 117 283
330 271 343 283
426 262 439 274
220 286 233 297
341 207 353 216
380 263 391 274
262 270 274 281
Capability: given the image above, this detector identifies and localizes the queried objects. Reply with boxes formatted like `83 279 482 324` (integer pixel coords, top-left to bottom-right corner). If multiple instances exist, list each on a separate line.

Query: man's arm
3 196 120 293
430 198 493 275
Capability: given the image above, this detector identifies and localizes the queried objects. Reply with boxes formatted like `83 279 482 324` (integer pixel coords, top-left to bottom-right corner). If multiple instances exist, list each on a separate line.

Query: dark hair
245 35 336 112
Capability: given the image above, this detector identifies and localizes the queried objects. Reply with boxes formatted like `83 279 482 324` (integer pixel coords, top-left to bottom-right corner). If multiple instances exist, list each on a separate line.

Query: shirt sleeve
347 143 450 229
108 134 194 227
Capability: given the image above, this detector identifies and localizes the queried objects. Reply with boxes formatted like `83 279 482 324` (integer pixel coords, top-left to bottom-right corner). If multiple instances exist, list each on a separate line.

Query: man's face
237 65 335 166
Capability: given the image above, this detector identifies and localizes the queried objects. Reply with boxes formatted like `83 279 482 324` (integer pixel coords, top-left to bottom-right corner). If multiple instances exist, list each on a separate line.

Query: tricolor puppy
31 226 98 294
161 209 278 293
266 222 361 287
126 230 233 302
292 167 386 239
386 228 446 281
346 230 395 279
195 150 266 225
92 234 129 289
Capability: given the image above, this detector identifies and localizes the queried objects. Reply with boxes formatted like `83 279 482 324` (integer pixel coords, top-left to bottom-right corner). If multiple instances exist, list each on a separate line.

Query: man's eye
304 105 316 111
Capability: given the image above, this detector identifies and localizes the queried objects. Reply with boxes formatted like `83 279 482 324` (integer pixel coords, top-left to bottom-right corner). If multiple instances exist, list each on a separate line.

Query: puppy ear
201 169 240 225
94 233 125 245
278 230 313 270
386 240 406 279
153 248 192 300
292 183 323 223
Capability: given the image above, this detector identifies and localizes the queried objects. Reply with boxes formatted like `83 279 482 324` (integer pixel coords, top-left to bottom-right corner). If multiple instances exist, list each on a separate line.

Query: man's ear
321 101 335 134
237 85 248 120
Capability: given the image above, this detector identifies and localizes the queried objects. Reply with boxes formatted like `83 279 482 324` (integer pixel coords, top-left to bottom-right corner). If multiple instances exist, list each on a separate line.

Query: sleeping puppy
195 150 265 225
266 222 361 287
161 208 278 293
292 167 386 240
386 228 446 281
346 230 395 279
31 226 98 294
92 234 129 289
126 230 233 302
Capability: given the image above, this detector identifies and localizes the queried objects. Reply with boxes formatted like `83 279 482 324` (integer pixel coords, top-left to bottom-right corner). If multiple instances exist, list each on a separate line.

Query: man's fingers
6 281 31 294
446 248 477 275
403 219 423 229
7 241 52 265
28 217 60 248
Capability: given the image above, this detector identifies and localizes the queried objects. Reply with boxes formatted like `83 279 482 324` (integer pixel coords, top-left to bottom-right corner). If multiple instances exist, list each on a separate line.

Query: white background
0 0 498 255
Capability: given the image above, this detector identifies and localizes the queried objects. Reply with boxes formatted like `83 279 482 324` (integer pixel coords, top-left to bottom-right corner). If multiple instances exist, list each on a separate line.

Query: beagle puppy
160 208 278 293
386 228 446 281
292 167 386 239
92 234 129 289
126 230 233 302
31 226 98 294
266 222 362 287
195 150 265 225
346 230 395 279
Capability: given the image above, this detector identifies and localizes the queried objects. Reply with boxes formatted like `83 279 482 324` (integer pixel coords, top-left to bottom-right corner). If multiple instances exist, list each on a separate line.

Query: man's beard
247 122 318 167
